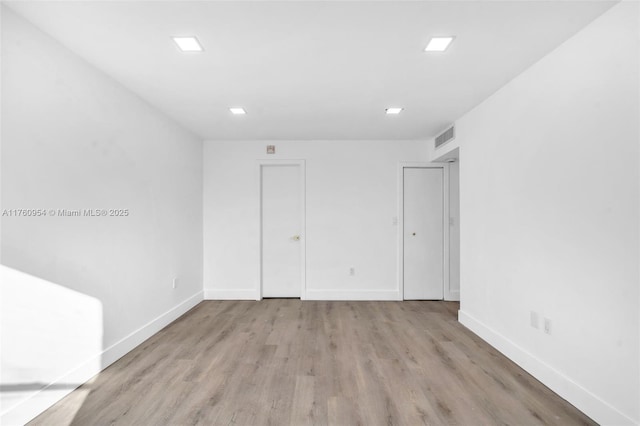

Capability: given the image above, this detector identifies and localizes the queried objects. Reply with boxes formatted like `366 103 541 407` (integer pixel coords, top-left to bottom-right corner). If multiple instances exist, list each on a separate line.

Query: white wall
429 141 461 301
203 140 428 300
0 8 203 424
448 160 460 298
455 2 639 424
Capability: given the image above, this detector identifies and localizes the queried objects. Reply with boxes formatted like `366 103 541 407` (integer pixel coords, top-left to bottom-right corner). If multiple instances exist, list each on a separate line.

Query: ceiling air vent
435 125 455 148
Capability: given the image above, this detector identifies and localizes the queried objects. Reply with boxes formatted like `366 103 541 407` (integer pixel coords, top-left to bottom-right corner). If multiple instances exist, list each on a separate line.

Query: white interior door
403 167 444 300
261 164 302 298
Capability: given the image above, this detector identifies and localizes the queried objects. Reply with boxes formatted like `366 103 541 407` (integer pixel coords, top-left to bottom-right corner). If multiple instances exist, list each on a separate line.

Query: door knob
292 235 300 241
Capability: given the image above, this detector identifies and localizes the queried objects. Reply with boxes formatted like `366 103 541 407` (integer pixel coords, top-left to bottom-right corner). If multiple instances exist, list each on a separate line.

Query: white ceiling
5 1 616 140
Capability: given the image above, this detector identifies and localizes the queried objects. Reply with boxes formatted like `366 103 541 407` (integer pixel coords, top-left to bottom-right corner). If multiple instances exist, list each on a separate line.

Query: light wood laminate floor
30 300 595 426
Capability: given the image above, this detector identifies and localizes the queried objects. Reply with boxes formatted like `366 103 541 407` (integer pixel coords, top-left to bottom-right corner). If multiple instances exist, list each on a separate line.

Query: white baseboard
445 289 460 301
1 291 203 426
203 288 402 301
458 310 637 426
100 291 203 367
204 288 258 300
304 289 401 301
204 289 403 301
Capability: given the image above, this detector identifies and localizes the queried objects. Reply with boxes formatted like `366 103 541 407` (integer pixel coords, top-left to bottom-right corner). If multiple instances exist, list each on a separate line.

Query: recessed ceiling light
386 107 403 115
172 36 203 52
229 107 246 115
425 36 454 52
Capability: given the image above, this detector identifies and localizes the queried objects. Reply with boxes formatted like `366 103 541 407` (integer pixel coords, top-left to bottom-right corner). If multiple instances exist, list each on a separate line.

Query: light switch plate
530 311 539 329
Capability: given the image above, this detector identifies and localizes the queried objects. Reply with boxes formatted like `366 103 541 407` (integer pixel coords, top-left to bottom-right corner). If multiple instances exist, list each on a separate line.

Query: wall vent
435 125 455 148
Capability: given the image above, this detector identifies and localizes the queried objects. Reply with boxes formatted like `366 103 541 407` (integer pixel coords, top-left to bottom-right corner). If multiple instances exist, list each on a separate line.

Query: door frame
397 162 453 301
257 159 306 301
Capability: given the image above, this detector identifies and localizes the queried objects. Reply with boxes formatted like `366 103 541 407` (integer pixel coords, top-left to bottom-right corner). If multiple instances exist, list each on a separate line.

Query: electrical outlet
544 318 552 335
530 311 539 329
172 277 178 289
349 267 355 276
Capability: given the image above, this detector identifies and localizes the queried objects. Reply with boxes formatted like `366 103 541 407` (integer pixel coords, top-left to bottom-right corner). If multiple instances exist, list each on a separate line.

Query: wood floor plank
29 300 596 426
